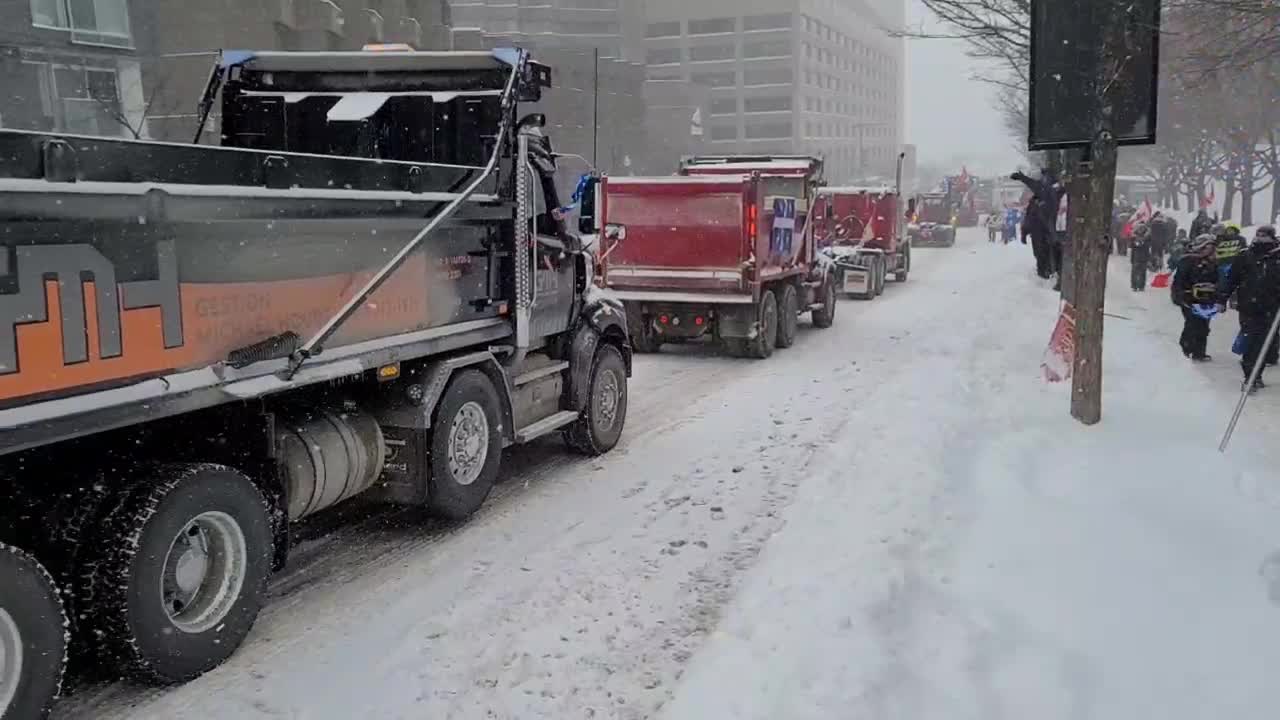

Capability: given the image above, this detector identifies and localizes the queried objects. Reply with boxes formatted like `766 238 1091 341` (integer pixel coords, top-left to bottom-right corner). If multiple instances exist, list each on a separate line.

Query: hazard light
363 43 415 52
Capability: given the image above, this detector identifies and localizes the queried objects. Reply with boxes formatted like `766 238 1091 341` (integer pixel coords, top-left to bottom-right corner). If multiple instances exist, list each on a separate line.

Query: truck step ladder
512 361 569 387
515 410 580 443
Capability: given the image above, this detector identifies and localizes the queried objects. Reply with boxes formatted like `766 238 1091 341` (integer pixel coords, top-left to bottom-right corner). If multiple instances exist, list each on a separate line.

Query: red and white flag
1042 302 1077 383
1200 187 1216 210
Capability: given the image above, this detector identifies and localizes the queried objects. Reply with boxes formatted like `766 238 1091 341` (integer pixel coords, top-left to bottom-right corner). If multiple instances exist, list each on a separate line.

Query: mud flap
567 325 602 414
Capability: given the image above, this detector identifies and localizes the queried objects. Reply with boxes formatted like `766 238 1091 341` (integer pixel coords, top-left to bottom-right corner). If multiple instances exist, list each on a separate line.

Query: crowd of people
1163 212 1280 393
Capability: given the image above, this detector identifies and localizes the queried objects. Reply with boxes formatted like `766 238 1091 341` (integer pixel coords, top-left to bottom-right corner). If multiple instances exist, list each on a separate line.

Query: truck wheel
80 464 272 684
40 482 112 668
0 543 67 720
746 290 779 359
427 370 503 520
564 344 629 456
776 285 799 349
812 279 837 329
625 304 661 354
874 259 886 296
894 247 910 282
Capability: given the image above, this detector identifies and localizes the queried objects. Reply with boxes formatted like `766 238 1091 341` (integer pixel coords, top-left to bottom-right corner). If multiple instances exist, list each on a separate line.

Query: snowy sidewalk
663 242 1280 720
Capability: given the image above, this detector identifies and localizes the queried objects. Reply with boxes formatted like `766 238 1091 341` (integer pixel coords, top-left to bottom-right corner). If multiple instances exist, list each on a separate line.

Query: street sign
1028 0 1161 150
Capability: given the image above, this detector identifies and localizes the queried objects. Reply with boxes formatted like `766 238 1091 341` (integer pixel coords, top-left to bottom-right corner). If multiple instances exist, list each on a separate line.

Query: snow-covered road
57 229 1280 719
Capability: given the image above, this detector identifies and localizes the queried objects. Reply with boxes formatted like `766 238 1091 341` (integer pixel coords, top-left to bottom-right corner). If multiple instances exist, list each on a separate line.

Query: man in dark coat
1190 208 1213 240
1148 212 1175 271
1218 226 1280 391
1172 234 1219 361
1130 222 1151 291
1012 169 1062 282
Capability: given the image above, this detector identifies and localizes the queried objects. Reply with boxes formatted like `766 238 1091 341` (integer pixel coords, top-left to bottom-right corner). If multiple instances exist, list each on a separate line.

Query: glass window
30 0 68 26
743 40 791 58
68 0 133 47
690 71 736 88
646 21 680 37
744 96 792 113
647 47 681 65
743 67 792 86
710 98 738 115
709 125 737 141
745 122 792 139
689 44 735 62
688 17 734 35
743 13 791 31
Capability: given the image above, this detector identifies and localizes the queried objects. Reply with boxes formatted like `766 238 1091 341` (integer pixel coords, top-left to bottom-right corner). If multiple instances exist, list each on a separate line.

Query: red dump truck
0 48 632 717
595 156 837 358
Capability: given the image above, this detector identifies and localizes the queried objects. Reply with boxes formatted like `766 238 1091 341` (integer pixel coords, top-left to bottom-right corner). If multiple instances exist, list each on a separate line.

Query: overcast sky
905 0 1023 175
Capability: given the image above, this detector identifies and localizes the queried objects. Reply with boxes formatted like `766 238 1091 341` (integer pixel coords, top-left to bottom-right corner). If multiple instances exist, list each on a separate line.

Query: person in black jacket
1130 222 1151 291
1218 226 1280 391
1012 169 1063 282
1173 234 1219 361
1190 208 1213 240
1149 212 1175 271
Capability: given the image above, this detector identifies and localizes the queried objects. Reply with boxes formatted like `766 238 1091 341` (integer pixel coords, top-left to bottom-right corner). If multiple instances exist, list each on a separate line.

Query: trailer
596 155 837 358
0 47 631 716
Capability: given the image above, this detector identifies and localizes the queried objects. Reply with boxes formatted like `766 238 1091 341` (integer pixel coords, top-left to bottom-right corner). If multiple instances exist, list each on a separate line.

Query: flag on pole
1200 187 1216 210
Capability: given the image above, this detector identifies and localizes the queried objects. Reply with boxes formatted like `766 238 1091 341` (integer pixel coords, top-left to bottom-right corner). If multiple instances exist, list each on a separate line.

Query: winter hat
1135 222 1151 238
1211 222 1227 236
1255 225 1278 243
1190 234 1216 253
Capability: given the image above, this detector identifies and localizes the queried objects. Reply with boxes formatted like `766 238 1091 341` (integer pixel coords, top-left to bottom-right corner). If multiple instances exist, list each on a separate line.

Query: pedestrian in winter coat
1130 223 1151 291
1012 170 1062 280
1218 226 1280 391
1190 209 1213 240
986 212 1001 242
1149 212 1175 271
1003 206 1021 244
1168 229 1190 271
1172 234 1219 361
1216 223 1247 307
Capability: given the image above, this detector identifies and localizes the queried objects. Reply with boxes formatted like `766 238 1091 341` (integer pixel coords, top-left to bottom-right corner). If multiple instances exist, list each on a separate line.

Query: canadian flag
1200 187 1216 210
1133 199 1154 224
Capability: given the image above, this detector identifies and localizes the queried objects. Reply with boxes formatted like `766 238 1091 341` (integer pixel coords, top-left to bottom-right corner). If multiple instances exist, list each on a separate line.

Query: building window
745 122 792 139
710 125 737 141
646 21 680 37
710 98 738 115
743 40 791 59
744 96 791 113
689 44 735 62
687 17 734 35
690 71 736 88
742 13 791 31
647 47 681 65
743 67 792 86
31 0 133 47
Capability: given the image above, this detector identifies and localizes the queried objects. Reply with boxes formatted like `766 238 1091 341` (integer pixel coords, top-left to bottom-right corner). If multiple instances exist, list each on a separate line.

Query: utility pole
592 48 600 168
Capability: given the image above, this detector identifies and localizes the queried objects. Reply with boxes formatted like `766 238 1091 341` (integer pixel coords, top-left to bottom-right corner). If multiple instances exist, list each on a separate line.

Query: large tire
427 370 503 520
874 259 886 296
0 543 67 720
79 464 272 684
746 290 778 359
39 482 112 673
894 247 910 282
776 285 799 349
564 344 629 456
812 278 836 329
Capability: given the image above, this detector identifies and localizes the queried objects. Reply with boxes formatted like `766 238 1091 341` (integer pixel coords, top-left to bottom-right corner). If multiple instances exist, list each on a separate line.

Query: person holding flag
1218 226 1280 392
1172 234 1220 361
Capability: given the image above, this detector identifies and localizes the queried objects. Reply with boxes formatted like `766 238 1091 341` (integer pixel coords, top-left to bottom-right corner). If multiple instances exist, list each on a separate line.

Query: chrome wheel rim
0 608 22 716
161 511 247 634
448 401 490 486
595 369 621 431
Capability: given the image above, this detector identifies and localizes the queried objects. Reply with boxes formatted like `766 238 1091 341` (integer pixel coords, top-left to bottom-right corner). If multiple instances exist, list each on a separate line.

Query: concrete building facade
0 0 150 138
448 0 645 62
643 0 905 183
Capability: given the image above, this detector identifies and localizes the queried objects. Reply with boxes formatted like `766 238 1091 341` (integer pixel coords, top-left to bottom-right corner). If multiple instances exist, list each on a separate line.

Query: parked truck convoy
592 155 837 358
908 192 959 247
0 47 633 719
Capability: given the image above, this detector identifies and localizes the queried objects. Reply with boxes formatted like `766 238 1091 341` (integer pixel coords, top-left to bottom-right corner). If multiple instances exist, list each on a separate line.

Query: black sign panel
1028 0 1161 150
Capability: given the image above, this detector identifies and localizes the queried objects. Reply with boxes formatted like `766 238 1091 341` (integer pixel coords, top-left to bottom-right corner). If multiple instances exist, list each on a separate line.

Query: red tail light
747 202 758 238
659 314 670 325
694 316 705 326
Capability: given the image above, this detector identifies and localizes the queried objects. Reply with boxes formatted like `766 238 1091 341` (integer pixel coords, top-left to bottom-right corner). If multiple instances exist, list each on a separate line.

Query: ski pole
1219 307 1280 452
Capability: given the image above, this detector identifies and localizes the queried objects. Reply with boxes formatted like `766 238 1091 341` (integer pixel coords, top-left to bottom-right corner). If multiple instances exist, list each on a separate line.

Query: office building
643 0 906 182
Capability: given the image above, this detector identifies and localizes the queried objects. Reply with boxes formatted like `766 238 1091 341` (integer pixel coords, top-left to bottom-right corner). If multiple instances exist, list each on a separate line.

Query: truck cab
908 192 958 247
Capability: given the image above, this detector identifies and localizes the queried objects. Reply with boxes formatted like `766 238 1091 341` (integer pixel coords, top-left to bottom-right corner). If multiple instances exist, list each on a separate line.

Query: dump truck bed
0 130 511 453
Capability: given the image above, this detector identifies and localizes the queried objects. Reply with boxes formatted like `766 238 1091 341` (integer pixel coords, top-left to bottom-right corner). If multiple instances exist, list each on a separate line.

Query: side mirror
603 223 627 241
825 204 835 219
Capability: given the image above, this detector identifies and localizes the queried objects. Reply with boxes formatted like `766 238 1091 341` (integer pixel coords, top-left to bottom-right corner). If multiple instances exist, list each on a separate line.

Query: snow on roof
0 178 496 204
221 49 516 74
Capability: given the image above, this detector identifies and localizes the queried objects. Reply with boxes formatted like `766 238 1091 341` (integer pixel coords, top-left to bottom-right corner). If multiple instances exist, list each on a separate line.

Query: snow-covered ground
56 228 1280 719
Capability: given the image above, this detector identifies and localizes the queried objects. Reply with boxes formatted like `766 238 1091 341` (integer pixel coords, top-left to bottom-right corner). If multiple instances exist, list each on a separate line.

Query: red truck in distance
597 155 837 358
813 184 911 299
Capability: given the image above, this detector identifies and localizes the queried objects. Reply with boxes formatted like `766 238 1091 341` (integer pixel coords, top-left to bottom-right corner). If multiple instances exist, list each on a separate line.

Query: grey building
643 0 905 183
448 0 645 62
0 0 150 137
